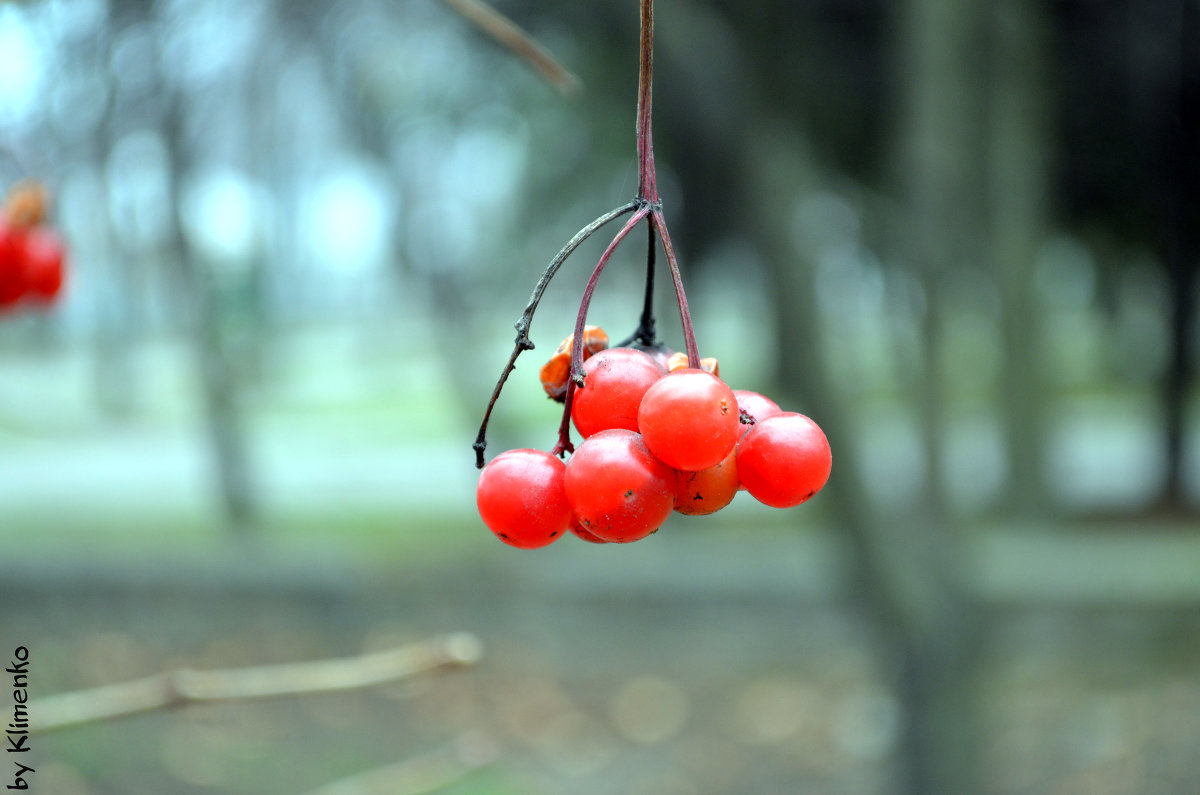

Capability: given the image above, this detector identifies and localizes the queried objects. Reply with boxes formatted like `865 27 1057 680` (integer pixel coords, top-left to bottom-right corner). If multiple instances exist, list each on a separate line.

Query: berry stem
636 0 658 204
651 210 701 368
616 216 659 349
474 200 639 468
636 0 700 369
551 206 652 457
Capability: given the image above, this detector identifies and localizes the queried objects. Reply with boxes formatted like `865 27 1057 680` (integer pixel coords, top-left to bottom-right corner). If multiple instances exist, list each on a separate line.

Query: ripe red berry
571 347 664 438
736 413 831 508
638 369 740 471
564 428 675 542
733 389 783 429
476 449 572 549
19 227 65 301
674 448 738 516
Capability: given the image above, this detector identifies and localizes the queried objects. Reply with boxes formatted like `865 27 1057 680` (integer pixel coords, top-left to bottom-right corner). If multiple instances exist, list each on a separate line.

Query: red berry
0 222 25 307
571 347 664 438
736 413 831 508
674 448 738 516
19 227 65 301
638 369 740 471
476 449 571 549
733 389 783 429
564 429 675 542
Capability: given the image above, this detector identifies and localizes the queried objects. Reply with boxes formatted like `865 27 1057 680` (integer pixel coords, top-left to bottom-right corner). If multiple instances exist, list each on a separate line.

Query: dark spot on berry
549 530 559 537
719 399 730 414
624 489 635 499
498 532 509 540
739 409 755 425
805 490 815 498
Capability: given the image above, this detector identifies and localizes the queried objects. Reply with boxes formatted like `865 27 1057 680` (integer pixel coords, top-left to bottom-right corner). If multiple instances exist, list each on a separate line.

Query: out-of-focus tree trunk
897 0 987 516
989 0 1051 515
740 124 982 795
1155 0 1200 511
641 1 989 789
891 0 988 788
93 6 139 417
163 92 257 537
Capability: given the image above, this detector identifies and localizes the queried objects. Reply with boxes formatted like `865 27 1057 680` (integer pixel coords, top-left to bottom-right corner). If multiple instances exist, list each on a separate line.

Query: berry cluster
472 0 830 550
0 182 67 311
475 329 831 548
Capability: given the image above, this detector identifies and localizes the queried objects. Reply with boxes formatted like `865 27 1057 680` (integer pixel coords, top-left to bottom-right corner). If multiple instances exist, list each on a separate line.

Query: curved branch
552 207 652 456
474 201 639 467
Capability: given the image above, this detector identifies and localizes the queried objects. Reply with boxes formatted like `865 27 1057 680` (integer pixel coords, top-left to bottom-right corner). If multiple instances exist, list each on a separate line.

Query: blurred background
1 0 1198 792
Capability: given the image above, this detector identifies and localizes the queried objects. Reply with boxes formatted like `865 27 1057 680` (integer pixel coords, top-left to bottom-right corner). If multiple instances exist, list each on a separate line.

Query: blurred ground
6 532 1200 795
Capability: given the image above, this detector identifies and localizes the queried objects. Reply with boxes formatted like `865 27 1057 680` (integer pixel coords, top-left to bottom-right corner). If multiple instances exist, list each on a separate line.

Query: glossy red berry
564 429 675 542
736 413 831 508
674 448 738 516
476 449 571 549
638 369 740 471
571 347 664 438
733 389 783 429
19 227 65 301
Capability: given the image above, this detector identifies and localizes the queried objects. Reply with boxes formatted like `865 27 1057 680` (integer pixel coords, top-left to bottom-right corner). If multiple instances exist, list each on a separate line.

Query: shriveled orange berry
666 351 719 377
539 325 609 401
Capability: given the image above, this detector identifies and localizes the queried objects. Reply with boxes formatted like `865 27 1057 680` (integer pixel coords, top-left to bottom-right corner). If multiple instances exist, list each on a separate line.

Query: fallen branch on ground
30 632 483 734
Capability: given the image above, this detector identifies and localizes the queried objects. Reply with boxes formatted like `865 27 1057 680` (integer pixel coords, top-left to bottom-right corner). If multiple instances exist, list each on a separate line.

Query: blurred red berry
0 221 25 307
19 227 66 301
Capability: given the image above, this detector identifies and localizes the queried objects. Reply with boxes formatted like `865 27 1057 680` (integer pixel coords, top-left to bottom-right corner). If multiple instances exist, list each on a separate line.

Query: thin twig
474 201 639 468
441 0 581 95
30 633 483 734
